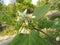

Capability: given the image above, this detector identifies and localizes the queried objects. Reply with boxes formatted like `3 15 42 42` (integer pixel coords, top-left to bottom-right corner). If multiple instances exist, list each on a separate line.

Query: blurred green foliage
16 0 35 12
0 3 2 11
0 0 60 45
37 0 60 10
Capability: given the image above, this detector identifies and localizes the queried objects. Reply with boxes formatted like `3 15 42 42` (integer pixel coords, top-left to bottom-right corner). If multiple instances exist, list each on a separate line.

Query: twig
34 27 52 38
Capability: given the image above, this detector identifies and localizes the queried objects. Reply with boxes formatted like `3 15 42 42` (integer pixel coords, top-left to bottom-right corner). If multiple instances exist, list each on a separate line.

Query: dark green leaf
8 30 50 45
38 18 54 29
8 33 28 45
51 19 60 29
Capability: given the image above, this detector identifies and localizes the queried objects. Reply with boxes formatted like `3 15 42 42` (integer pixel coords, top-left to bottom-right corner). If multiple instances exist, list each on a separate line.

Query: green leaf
8 30 50 45
51 19 60 29
29 30 50 45
38 18 54 29
8 33 28 45
33 4 51 20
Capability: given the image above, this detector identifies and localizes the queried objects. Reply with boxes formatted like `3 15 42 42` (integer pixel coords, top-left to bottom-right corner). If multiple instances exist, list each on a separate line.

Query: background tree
16 0 35 12
37 0 60 11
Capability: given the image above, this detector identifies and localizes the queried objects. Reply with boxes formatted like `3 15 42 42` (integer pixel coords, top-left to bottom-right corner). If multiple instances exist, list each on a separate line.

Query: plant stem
34 27 52 38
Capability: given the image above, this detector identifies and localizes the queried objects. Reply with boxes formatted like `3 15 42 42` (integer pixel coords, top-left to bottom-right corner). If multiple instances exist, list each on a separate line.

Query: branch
34 27 52 38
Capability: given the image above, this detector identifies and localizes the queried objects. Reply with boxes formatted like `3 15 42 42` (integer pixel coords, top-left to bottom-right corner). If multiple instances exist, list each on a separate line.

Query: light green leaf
8 30 50 45
33 4 51 20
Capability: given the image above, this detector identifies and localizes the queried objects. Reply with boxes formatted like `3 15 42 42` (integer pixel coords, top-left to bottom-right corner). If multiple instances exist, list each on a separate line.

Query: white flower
56 37 60 41
32 16 36 18
25 20 28 25
17 9 27 16
17 10 22 16
17 9 27 21
23 9 27 15
20 28 29 34
16 16 20 21
17 9 36 21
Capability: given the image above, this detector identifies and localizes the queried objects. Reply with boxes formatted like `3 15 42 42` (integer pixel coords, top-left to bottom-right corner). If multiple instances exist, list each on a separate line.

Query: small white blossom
20 28 29 34
17 9 27 21
56 37 60 41
17 9 36 22
25 20 28 25
23 9 27 15
17 10 22 16
16 16 20 21
17 9 27 16
32 16 36 18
